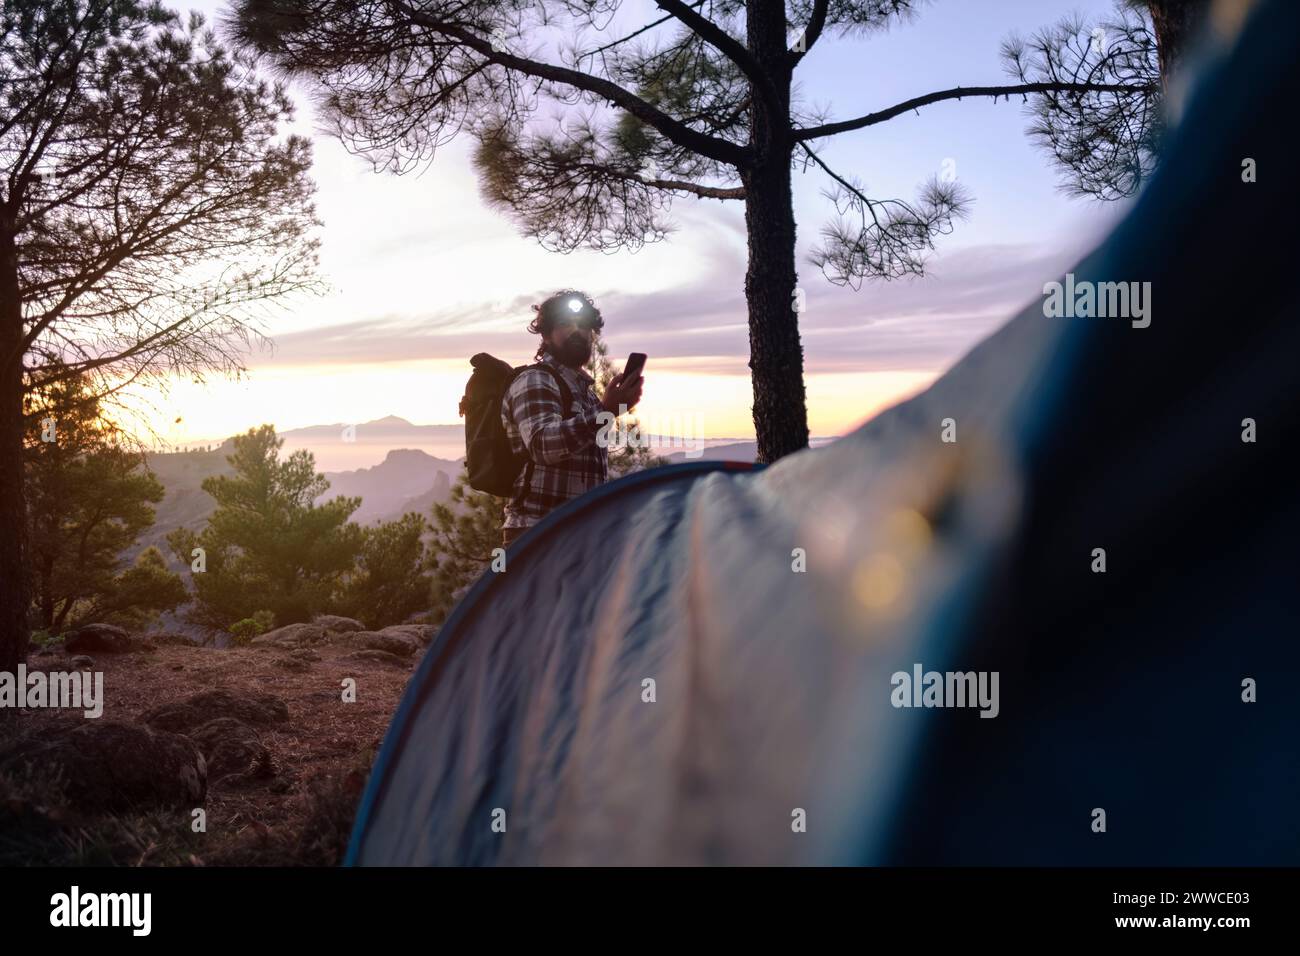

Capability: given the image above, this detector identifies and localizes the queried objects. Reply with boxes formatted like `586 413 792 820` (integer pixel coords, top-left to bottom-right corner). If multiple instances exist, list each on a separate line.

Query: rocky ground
0 618 433 866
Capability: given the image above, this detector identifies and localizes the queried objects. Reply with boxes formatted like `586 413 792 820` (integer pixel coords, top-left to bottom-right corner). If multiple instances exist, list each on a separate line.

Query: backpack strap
510 362 577 508
532 362 573 418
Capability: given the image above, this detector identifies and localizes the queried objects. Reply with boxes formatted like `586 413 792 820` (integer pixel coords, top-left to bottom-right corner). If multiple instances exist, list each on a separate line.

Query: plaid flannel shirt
501 353 609 528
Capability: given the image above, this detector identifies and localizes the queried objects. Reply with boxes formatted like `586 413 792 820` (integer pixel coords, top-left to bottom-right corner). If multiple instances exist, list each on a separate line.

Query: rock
273 656 311 672
341 631 419 658
142 690 289 734
289 648 320 663
378 624 436 647
185 717 273 785
312 614 365 633
343 649 408 667
64 623 134 654
0 721 206 812
249 622 326 650
69 655 95 669
32 642 64 657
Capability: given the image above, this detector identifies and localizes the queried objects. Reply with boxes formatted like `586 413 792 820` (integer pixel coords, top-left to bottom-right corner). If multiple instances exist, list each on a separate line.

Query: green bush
229 619 259 646
228 611 274 647
333 513 431 629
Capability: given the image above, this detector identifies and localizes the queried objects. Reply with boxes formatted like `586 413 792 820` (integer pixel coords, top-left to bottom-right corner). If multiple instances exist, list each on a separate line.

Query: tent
347 0 1300 865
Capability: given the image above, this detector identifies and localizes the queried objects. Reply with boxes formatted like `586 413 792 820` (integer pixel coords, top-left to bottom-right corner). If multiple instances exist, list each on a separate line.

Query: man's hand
600 371 644 416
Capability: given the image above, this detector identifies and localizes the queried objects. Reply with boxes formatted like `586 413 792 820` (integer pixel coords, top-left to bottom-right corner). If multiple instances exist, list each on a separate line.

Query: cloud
254 238 1084 376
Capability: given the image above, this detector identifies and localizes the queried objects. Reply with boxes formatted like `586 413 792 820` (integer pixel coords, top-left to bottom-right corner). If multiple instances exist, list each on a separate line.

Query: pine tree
427 470 504 625
0 0 320 671
24 375 185 632
168 426 362 631
334 512 432 629
231 0 1158 464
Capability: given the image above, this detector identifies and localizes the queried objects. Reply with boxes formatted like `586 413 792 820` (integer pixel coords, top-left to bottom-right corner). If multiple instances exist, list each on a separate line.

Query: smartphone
622 352 647 380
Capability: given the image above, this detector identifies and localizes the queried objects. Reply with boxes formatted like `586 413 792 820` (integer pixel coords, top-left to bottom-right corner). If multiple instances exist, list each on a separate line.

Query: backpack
459 353 573 498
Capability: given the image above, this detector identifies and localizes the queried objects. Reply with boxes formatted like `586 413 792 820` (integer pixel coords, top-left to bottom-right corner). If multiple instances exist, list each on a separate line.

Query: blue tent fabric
348 0 1299 866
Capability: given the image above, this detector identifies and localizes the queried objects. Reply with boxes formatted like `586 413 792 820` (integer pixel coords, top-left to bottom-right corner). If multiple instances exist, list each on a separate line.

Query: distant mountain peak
384 447 433 461
366 414 413 427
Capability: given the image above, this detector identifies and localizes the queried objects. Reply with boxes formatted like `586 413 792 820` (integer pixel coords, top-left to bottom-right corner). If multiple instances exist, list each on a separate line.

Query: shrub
228 619 259 646
228 610 275 646
334 513 431 629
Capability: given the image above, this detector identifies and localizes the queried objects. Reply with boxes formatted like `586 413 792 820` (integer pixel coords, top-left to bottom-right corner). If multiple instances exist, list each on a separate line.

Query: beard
555 333 592 368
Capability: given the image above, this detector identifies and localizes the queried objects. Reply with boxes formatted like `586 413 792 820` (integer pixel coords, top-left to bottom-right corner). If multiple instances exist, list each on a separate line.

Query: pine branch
794 81 1157 141
393 1 749 168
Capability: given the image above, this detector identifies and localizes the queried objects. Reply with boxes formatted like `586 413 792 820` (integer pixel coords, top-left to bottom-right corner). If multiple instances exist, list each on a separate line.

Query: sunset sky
144 0 1130 450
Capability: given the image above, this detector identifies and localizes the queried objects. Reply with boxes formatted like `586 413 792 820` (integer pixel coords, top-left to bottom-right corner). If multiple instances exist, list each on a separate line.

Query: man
501 290 644 546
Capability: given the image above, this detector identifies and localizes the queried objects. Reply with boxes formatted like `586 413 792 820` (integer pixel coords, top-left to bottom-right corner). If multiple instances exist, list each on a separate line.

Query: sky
146 0 1132 450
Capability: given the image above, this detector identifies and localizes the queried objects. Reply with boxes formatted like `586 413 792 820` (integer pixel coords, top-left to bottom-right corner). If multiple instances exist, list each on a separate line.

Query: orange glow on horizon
113 361 939 450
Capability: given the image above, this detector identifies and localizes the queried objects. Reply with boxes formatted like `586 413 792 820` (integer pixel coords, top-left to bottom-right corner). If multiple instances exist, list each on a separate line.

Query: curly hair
529 290 603 359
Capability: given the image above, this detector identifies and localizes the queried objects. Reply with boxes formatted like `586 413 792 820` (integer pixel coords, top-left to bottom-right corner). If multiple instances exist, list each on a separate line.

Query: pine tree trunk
39 559 55 629
0 221 29 673
745 2 810 465
1145 0 1212 88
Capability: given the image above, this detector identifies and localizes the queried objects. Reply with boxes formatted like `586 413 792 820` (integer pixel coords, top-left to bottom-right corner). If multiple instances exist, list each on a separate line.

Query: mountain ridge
126 446 464 575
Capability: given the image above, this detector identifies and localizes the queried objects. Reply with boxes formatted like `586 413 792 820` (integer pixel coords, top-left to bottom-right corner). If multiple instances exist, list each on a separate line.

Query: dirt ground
0 641 416 866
